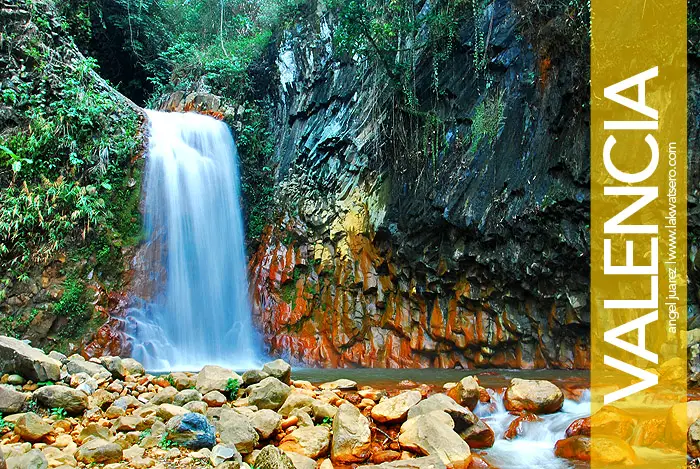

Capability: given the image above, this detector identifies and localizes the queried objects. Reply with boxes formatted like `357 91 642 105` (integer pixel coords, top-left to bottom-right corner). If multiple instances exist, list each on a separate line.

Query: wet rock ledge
0 335 686 469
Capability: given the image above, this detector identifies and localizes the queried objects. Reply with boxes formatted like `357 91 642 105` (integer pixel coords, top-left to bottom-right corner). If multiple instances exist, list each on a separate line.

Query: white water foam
475 389 591 469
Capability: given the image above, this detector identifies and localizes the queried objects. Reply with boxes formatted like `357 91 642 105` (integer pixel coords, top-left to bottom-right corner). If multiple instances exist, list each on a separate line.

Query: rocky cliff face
249 0 591 368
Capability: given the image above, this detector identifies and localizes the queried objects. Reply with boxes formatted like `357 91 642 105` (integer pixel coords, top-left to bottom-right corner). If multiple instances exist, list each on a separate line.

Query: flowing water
475 389 590 469
128 110 262 371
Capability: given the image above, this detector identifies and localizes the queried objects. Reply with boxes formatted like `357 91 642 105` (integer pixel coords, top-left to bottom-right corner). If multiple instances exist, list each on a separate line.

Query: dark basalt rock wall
249 0 593 368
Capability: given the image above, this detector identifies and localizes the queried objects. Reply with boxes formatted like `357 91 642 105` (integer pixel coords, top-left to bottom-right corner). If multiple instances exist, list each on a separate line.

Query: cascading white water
476 389 591 469
128 110 261 371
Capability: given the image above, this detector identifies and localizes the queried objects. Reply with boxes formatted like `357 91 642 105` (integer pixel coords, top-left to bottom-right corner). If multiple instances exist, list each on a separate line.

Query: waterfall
128 110 262 371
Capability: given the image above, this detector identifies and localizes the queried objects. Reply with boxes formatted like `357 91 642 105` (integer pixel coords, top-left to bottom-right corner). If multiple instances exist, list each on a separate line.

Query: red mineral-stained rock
565 417 590 438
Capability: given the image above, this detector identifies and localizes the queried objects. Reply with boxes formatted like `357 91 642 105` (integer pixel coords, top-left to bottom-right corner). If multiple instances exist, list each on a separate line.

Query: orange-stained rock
629 418 665 447
565 417 590 438
468 454 498 469
461 419 495 449
247 220 592 370
554 435 637 465
504 379 563 414
371 450 402 464
504 412 541 440
590 406 635 441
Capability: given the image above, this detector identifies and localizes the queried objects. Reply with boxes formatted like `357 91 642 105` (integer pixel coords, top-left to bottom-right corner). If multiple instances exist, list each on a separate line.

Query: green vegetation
50 407 68 420
0 415 14 432
225 377 240 396
158 431 176 449
470 89 506 151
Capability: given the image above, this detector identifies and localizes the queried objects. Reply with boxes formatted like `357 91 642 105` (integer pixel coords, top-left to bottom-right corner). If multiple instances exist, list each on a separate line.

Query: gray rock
65 357 108 377
211 444 242 466
398 414 471 467
121 358 145 376
33 385 88 415
242 370 270 386
5 449 47 469
6 375 25 386
331 403 371 463
15 412 52 442
407 393 477 426
100 356 127 379
0 448 5 469
47 351 67 364
284 451 316 469
75 438 123 464
255 445 295 469
150 386 178 405
218 413 259 454
0 385 27 414
278 392 314 417
0 336 61 382
252 409 282 439
165 412 216 449
319 379 357 391
196 365 241 394
357 456 446 469
279 425 330 458
262 360 291 384
173 388 202 407
248 377 291 411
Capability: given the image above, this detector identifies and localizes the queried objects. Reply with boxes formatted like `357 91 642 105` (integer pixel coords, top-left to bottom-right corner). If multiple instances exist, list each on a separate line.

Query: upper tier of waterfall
128 110 262 371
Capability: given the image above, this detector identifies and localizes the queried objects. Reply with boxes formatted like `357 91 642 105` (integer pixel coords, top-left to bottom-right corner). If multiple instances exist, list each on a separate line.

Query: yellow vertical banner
591 0 687 467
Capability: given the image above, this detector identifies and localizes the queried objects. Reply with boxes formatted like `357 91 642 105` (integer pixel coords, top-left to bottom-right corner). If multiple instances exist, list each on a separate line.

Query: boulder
504 411 540 440
158 403 189 420
76 438 123 464
331 403 372 463
565 416 591 437
150 386 178 405
0 336 61 382
121 357 145 376
358 455 447 469
33 385 88 415
591 406 635 440
279 392 315 417
211 444 242 467
504 378 564 414
446 377 480 410
100 356 127 379
166 412 216 449
398 414 471 467
311 399 338 421
15 412 52 442
666 401 700 443
689 418 700 458
371 390 422 424
65 356 108 377
252 409 283 439
248 377 291 411
78 422 112 443
196 365 241 394
279 426 331 458
242 370 270 386
218 412 260 454
459 418 494 449
255 445 296 469
173 389 203 407
554 435 636 465
407 393 477 426
5 449 47 469
319 379 357 391
284 451 316 469
203 390 227 407
0 385 27 414
262 359 292 384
